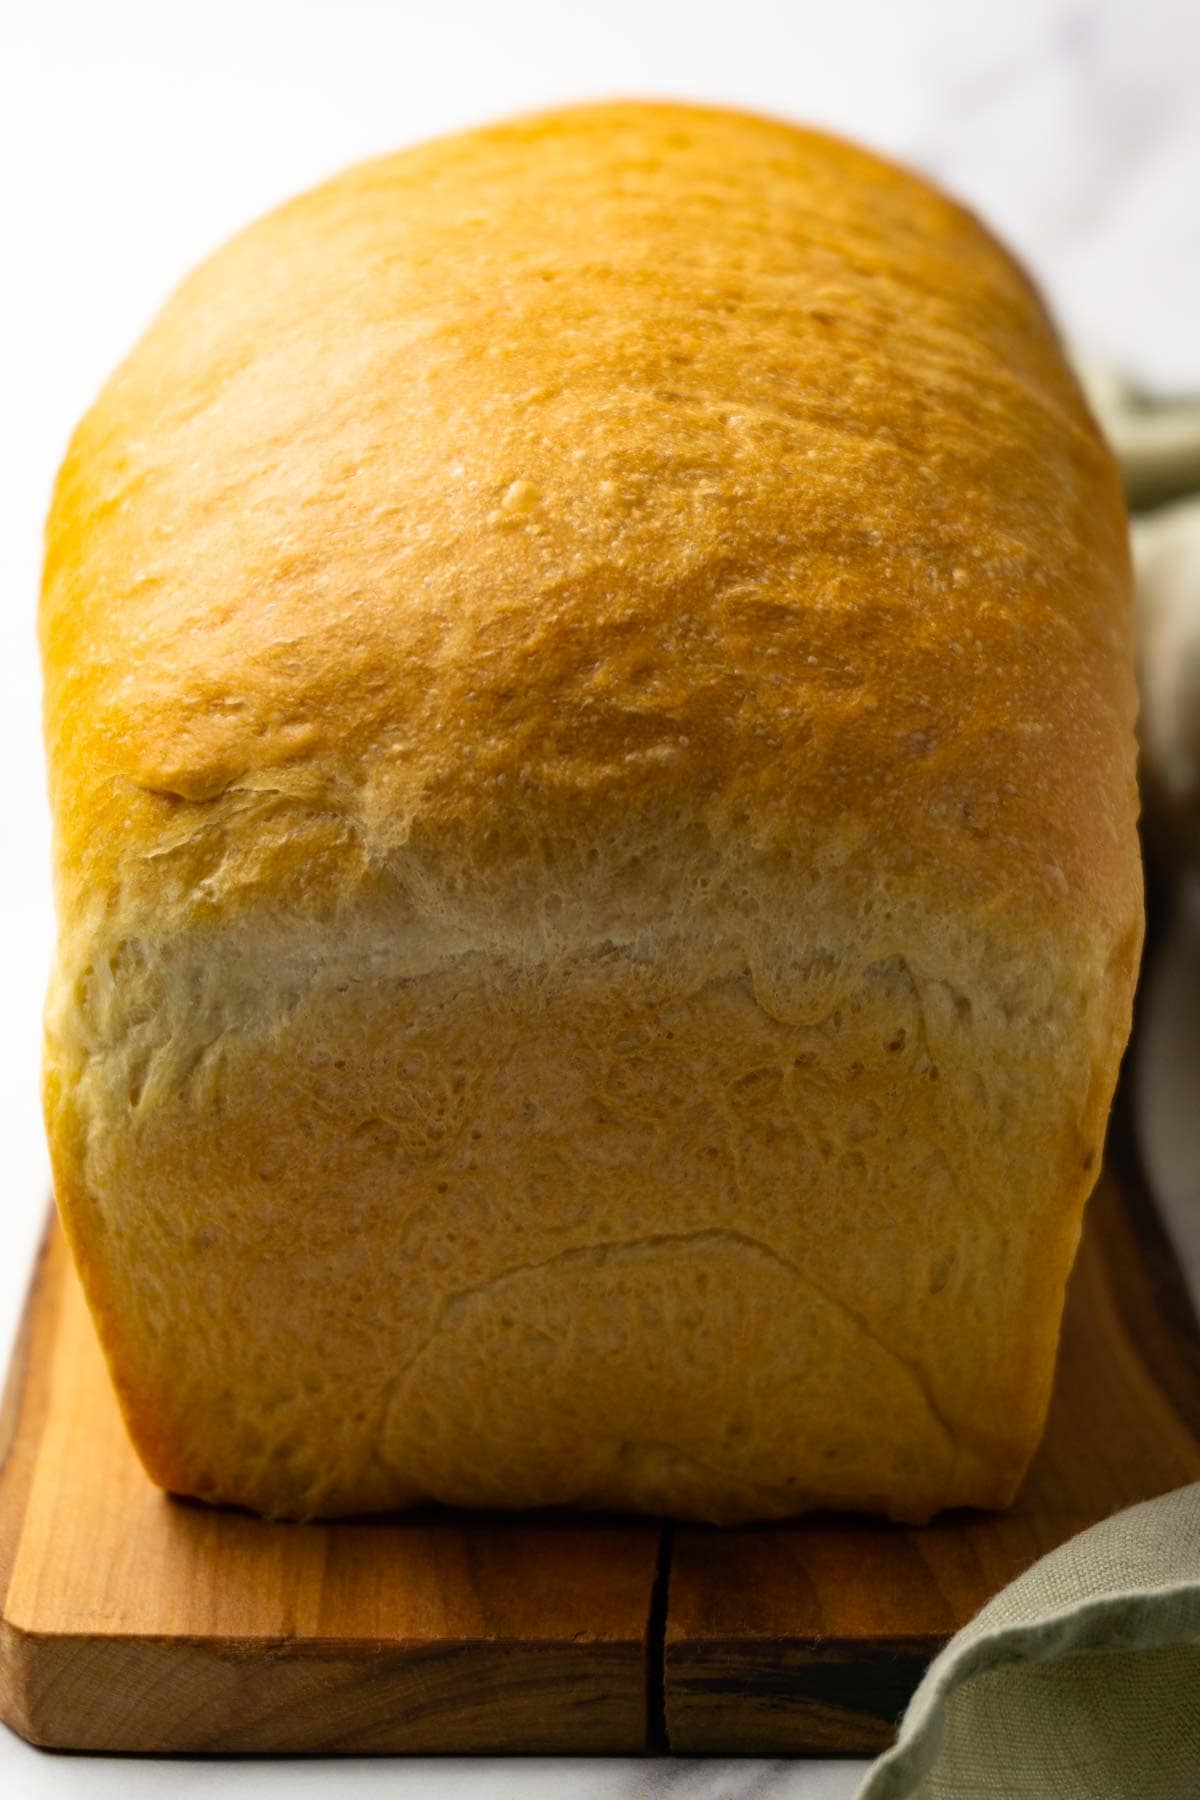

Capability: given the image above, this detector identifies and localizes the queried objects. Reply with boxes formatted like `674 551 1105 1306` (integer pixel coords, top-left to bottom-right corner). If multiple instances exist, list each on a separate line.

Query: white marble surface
1 2 1198 1795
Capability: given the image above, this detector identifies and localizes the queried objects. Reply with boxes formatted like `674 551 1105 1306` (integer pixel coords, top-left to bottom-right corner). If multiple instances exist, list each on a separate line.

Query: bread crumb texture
40 102 1142 1523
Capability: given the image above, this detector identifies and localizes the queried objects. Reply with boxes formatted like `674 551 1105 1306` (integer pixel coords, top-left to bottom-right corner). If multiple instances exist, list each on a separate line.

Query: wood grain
0 1110 1196 1755
664 1133 1200 1753
0 1224 661 1752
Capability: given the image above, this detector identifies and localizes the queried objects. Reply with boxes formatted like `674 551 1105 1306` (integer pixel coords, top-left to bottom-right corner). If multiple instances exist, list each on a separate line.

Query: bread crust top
40 101 1139 977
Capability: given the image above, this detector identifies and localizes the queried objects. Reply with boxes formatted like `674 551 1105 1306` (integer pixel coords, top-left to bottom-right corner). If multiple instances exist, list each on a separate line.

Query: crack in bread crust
379 1225 959 1450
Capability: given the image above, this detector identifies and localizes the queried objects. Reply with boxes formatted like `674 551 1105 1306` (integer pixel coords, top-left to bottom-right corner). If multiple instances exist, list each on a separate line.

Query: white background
1 2 1198 1796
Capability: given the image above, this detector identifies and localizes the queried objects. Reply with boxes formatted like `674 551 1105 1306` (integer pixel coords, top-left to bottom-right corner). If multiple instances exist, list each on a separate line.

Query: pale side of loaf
40 102 1142 1525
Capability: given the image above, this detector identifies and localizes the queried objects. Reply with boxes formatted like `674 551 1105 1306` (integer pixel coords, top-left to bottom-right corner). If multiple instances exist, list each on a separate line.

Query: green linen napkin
852 367 1200 1800
1074 357 1200 512
1087 358 1200 875
855 1484 1200 1800
1134 495 1200 873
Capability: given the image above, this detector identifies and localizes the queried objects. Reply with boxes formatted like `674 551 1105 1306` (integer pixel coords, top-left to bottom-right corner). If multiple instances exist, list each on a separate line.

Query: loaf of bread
40 101 1142 1525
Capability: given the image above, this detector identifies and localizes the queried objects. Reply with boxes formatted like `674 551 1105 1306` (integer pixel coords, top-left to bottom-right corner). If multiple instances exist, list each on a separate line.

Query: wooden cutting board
2 1114 1198 1756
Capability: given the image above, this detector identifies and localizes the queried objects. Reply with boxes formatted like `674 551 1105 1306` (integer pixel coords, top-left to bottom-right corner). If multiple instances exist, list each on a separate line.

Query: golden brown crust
40 102 1142 1523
